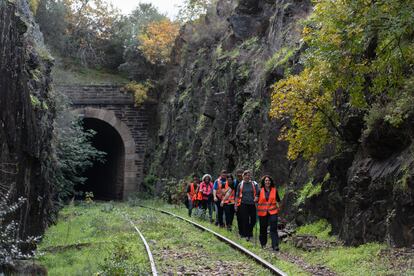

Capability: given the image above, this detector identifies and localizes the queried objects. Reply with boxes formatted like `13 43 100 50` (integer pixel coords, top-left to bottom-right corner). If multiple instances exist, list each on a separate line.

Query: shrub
0 185 39 266
53 91 106 202
123 81 153 107
296 219 333 240
143 174 158 196
295 179 322 207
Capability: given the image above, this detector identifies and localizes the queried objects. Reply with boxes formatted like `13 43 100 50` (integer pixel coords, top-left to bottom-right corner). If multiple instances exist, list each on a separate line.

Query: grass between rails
37 201 272 275
140 199 411 276
123 206 271 275
139 200 307 275
36 202 150 275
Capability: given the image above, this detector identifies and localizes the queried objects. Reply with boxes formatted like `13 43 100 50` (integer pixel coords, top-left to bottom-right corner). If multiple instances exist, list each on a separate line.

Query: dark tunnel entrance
78 118 125 200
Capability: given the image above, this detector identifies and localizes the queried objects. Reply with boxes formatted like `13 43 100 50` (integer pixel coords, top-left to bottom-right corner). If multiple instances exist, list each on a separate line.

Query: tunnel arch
72 107 138 200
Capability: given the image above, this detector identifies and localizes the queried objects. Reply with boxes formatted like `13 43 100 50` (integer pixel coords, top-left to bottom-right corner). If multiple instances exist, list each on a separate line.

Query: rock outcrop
148 0 310 185
0 0 55 244
147 0 414 247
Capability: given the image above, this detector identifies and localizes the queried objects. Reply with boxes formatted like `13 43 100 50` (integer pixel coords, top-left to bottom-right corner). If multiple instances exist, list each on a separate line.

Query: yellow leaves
302 26 311 36
29 0 40 14
138 19 180 65
123 81 153 107
269 0 414 164
270 64 336 161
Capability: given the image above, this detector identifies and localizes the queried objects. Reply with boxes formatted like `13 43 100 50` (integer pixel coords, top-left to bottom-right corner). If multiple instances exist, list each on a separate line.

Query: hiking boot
272 247 280 252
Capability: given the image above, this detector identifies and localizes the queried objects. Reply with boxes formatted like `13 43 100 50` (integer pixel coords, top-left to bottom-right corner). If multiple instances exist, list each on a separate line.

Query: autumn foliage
270 0 414 162
138 19 180 65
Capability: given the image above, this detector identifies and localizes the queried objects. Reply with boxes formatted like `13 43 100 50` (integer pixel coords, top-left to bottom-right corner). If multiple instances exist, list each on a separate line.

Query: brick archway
72 107 138 199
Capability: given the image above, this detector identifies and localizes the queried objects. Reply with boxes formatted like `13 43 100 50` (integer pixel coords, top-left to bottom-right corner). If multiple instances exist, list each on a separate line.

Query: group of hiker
185 169 282 251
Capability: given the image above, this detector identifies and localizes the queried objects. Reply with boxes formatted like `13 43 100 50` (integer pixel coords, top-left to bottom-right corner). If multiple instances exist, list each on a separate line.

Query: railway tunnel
79 118 125 200
59 85 148 200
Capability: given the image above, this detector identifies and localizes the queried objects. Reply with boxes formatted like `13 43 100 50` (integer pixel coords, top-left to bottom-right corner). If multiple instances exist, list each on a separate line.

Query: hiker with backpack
235 170 259 241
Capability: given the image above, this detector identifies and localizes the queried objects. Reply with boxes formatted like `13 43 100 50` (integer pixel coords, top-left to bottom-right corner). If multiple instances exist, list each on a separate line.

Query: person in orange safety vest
199 174 214 222
187 174 200 217
257 175 281 251
213 170 227 227
220 174 236 231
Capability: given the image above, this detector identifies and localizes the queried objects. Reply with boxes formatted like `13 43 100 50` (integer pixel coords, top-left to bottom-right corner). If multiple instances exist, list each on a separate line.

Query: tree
177 0 214 23
118 3 166 79
138 19 180 65
126 3 166 46
36 0 125 67
270 0 414 162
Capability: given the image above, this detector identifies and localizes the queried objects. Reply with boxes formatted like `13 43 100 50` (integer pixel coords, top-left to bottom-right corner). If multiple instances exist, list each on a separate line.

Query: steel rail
139 205 287 276
123 212 158 276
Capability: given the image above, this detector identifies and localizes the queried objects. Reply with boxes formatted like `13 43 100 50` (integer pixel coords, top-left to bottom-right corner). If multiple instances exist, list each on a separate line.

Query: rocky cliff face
148 0 310 184
0 0 55 242
147 0 414 247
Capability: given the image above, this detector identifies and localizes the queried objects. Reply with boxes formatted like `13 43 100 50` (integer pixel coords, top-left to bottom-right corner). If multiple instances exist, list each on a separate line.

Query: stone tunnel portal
80 118 125 200
71 107 140 200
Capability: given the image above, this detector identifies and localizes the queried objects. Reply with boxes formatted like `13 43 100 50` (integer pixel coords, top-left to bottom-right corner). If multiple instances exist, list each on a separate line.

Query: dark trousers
215 201 224 226
236 206 243 236
238 203 256 238
259 213 279 249
201 199 213 220
223 204 235 229
188 200 194 216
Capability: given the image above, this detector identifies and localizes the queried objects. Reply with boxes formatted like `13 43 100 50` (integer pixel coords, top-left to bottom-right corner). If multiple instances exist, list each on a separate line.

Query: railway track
122 212 158 276
138 205 287 276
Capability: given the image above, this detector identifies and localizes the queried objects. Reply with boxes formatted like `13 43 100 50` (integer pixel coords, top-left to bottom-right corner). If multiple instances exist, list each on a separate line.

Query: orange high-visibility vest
188 183 197 201
257 187 278 216
223 182 235 204
236 181 257 206
196 185 203 200
215 178 226 199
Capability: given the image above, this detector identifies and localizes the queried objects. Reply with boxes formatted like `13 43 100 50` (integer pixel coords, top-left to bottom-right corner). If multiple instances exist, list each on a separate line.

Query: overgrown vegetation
295 179 322 206
123 81 153 107
0 185 37 266
142 200 408 275
52 57 129 85
37 202 272 275
176 0 214 23
36 204 149 275
270 0 414 162
296 219 333 240
264 47 295 74
52 91 105 202
138 19 179 65
35 0 215 82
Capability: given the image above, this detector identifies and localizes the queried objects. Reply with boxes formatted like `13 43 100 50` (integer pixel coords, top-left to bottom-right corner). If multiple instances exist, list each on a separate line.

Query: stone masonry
57 85 148 199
